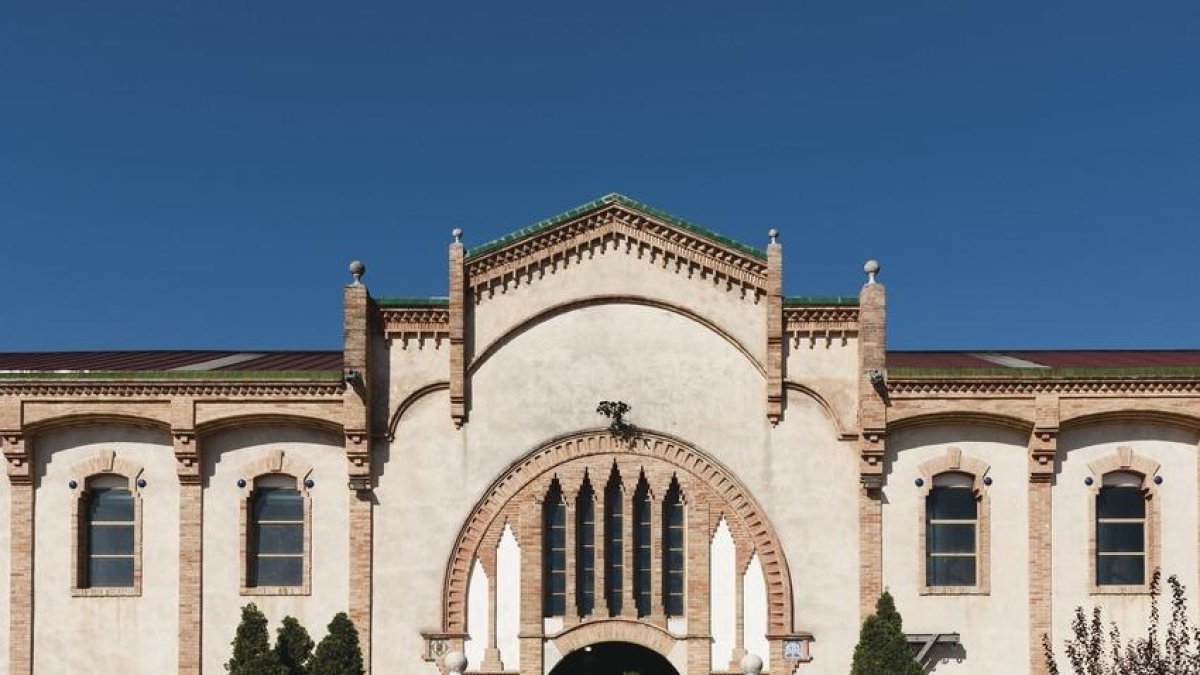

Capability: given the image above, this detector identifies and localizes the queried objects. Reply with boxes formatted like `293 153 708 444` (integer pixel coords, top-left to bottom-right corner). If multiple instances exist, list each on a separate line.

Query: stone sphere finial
348 260 366 285
740 652 764 675
443 650 467 675
451 228 463 244
768 228 779 245
864 259 880 285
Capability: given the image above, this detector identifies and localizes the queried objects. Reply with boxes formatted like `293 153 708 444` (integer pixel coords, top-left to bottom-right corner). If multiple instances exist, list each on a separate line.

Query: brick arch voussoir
441 428 794 637
553 619 676 658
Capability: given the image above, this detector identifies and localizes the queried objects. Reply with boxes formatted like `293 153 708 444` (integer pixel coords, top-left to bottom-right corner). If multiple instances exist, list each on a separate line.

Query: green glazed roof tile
467 193 767 261
784 296 860 307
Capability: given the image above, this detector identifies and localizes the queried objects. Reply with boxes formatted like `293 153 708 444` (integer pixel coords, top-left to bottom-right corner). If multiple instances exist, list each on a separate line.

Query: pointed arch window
663 478 686 616
542 480 567 617
604 468 624 616
576 477 596 616
633 475 652 617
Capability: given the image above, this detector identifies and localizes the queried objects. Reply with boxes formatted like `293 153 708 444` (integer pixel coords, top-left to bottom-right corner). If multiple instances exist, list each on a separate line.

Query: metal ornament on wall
596 400 639 443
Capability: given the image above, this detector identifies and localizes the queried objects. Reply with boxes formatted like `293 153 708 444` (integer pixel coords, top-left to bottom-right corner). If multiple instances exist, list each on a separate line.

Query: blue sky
2 1 1197 351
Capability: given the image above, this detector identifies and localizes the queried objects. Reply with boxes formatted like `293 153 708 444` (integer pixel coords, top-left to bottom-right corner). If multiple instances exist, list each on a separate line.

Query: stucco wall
375 301 860 673
32 424 179 674
1050 423 1200 662
885 424 1030 674
469 241 768 369
201 425 349 675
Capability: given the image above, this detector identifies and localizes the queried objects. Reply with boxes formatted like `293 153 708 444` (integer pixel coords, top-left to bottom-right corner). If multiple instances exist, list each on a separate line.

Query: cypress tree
275 616 314 675
308 613 364 675
226 603 286 675
850 591 922 675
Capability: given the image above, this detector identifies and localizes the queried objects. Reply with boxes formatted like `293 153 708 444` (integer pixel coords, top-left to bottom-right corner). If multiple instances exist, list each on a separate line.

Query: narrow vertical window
249 475 304 587
662 478 685 616
604 468 623 616
542 480 566 617
633 475 652 617
83 475 135 588
1096 472 1146 586
925 473 977 586
576 477 595 616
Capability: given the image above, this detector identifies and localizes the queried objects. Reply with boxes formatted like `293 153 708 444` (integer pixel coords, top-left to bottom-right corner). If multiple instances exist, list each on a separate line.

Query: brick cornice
0 381 344 398
889 378 1200 396
379 306 450 340
784 306 859 333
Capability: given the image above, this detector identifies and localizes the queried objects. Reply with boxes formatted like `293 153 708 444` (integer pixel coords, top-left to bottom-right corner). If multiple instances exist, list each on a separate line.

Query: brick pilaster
343 270 375 671
685 489 711 674
518 498 544 673
448 235 467 427
5 432 33 675
766 232 784 424
1029 396 1058 675
175 430 203 675
857 268 887 618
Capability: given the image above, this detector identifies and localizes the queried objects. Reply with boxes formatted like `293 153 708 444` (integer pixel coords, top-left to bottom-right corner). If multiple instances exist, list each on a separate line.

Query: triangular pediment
464 194 770 299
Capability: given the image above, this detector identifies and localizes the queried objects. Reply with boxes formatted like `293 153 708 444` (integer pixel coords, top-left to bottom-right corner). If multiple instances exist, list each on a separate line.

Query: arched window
575 477 596 616
542 480 566 617
604 467 624 616
81 474 135 588
633 475 652 617
925 472 977 587
1096 471 1146 586
248 474 304 588
662 478 685 616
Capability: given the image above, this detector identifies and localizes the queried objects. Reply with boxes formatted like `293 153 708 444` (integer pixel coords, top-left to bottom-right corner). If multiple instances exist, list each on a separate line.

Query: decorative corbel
2 432 31 485
1031 395 1059 482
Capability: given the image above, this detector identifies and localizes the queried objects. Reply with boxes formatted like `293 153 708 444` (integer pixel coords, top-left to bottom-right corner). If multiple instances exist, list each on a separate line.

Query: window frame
240 469 313 596
917 449 991 596
70 452 144 598
1088 447 1161 595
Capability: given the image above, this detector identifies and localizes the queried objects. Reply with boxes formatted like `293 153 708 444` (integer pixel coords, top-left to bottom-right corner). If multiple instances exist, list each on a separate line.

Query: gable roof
467 193 767 261
463 193 772 299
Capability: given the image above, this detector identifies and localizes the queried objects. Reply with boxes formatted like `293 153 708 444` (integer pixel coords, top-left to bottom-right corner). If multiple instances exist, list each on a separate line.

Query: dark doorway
549 641 680 675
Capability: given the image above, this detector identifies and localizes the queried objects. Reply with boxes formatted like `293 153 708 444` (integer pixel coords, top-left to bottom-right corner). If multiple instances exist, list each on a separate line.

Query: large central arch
439 428 795 638
549 641 680 675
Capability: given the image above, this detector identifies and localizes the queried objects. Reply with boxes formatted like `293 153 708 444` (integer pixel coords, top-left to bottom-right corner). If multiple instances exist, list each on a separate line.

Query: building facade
2 193 1198 675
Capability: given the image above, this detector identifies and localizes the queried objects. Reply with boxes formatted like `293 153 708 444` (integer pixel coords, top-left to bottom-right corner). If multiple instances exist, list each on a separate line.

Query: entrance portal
549 641 680 675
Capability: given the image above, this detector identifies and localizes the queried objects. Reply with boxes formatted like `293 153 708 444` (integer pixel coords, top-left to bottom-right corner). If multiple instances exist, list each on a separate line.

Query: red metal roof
0 351 342 372
888 351 1200 370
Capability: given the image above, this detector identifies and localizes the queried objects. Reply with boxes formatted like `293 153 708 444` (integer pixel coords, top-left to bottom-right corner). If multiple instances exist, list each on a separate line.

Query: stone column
479 533 503 672
175 431 203 675
730 542 748 669
563 489 578 625
1029 397 1058 675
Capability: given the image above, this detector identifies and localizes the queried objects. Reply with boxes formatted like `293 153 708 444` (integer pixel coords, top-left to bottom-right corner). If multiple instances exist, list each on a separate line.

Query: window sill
920 585 989 596
241 585 311 596
73 587 141 598
1091 584 1150 595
